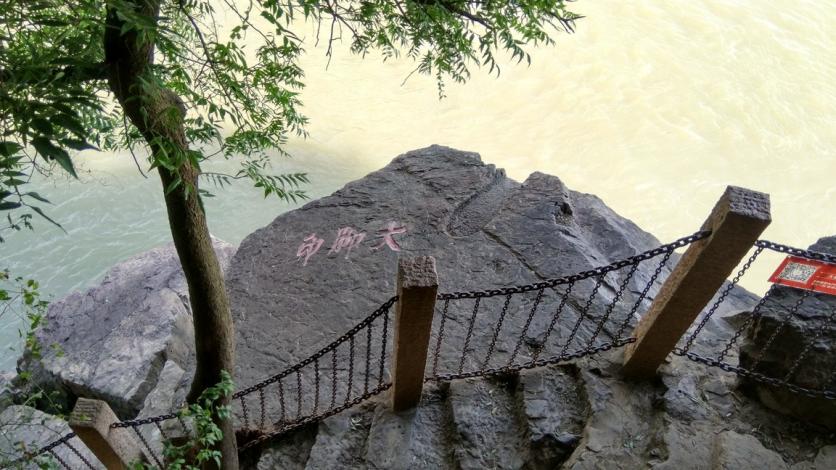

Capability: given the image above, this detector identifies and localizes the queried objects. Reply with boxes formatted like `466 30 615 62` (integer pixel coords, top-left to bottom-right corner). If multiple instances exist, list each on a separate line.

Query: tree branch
0 62 109 84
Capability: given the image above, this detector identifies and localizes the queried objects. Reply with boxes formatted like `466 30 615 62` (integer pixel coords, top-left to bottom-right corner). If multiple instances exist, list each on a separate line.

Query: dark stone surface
223 146 783 469
227 145 757 394
364 385 456 469
739 235 836 429
519 365 587 468
712 430 788 470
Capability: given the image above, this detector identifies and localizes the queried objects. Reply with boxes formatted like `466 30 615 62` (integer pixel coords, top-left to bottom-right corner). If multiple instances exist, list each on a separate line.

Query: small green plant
0 270 54 362
0 270 64 413
134 371 234 470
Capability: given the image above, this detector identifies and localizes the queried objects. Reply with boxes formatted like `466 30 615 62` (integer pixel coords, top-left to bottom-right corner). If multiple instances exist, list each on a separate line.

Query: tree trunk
103 2 239 469
157 165 239 470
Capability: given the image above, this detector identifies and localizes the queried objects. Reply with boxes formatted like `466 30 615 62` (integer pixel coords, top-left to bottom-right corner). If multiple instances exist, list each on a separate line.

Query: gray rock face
365 385 455 469
739 236 836 429
226 147 818 469
448 378 529 469
0 405 102 469
519 366 587 468
228 145 756 396
15 239 235 419
712 430 788 470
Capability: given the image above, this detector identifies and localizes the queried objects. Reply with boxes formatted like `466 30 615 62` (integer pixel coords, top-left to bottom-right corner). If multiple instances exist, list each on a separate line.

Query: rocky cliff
3 146 834 469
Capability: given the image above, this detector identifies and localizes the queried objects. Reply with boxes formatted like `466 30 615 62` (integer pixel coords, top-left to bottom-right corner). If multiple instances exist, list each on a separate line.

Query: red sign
769 256 836 296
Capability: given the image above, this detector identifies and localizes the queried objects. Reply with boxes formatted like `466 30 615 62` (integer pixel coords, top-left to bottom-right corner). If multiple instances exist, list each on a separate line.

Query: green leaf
31 137 77 178
51 114 87 138
61 138 98 151
30 205 65 232
0 141 22 157
0 201 22 211
24 192 51 204
31 118 53 135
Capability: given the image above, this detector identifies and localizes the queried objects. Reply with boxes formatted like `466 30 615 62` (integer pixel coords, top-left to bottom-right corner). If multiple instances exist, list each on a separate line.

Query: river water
1 1 834 372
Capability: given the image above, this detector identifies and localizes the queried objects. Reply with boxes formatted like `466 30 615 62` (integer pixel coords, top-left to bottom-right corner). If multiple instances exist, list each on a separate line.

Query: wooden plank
391 256 439 411
69 398 147 469
622 186 771 378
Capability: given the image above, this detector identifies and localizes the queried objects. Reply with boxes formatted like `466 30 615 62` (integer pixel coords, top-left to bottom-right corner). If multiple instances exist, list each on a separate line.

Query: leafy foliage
0 271 59 364
0 271 67 470
133 371 234 470
1 0 580 230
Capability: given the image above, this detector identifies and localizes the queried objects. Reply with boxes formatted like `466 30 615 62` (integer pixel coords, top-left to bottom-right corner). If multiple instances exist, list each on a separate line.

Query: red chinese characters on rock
296 233 325 266
372 222 407 252
769 256 836 296
328 227 367 258
295 221 407 266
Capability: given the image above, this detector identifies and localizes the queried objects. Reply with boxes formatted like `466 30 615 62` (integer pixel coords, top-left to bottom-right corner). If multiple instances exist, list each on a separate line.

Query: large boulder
739 236 836 429
223 146 811 469
15 239 235 418
227 145 756 391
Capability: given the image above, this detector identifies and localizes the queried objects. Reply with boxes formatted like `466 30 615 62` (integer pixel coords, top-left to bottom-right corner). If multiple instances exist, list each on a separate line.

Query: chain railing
5 232 711 468
425 232 705 383
3 432 100 469
673 240 836 400
19 229 835 468
97 295 397 463
231 295 397 451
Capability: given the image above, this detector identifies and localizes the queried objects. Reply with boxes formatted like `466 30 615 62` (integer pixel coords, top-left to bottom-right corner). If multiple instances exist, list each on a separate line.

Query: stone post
622 186 771 378
69 398 147 470
391 256 439 411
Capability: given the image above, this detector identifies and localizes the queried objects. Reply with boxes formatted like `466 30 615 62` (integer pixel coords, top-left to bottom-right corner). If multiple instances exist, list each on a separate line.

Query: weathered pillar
622 185 771 378
69 398 147 469
391 256 439 411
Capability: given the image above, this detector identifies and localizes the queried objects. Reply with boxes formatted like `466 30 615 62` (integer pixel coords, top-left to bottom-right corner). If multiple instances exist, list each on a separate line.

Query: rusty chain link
676 349 836 400
715 284 777 363
431 299 450 376
481 294 513 369
756 240 836 264
313 357 320 413
559 274 604 358
437 231 709 301
240 396 249 428
749 287 814 372
431 338 636 382
532 282 574 362
9 432 78 468
672 238 836 402
587 262 638 348
613 250 674 340
783 305 836 383
508 287 545 366
238 382 393 452
681 246 763 354
133 426 163 469
346 335 355 402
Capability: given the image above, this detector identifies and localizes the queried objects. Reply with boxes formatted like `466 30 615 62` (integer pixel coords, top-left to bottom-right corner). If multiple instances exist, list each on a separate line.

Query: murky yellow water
2 0 834 370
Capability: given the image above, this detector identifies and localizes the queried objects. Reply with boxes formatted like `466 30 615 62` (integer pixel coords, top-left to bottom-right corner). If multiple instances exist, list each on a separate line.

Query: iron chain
437 231 709 301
